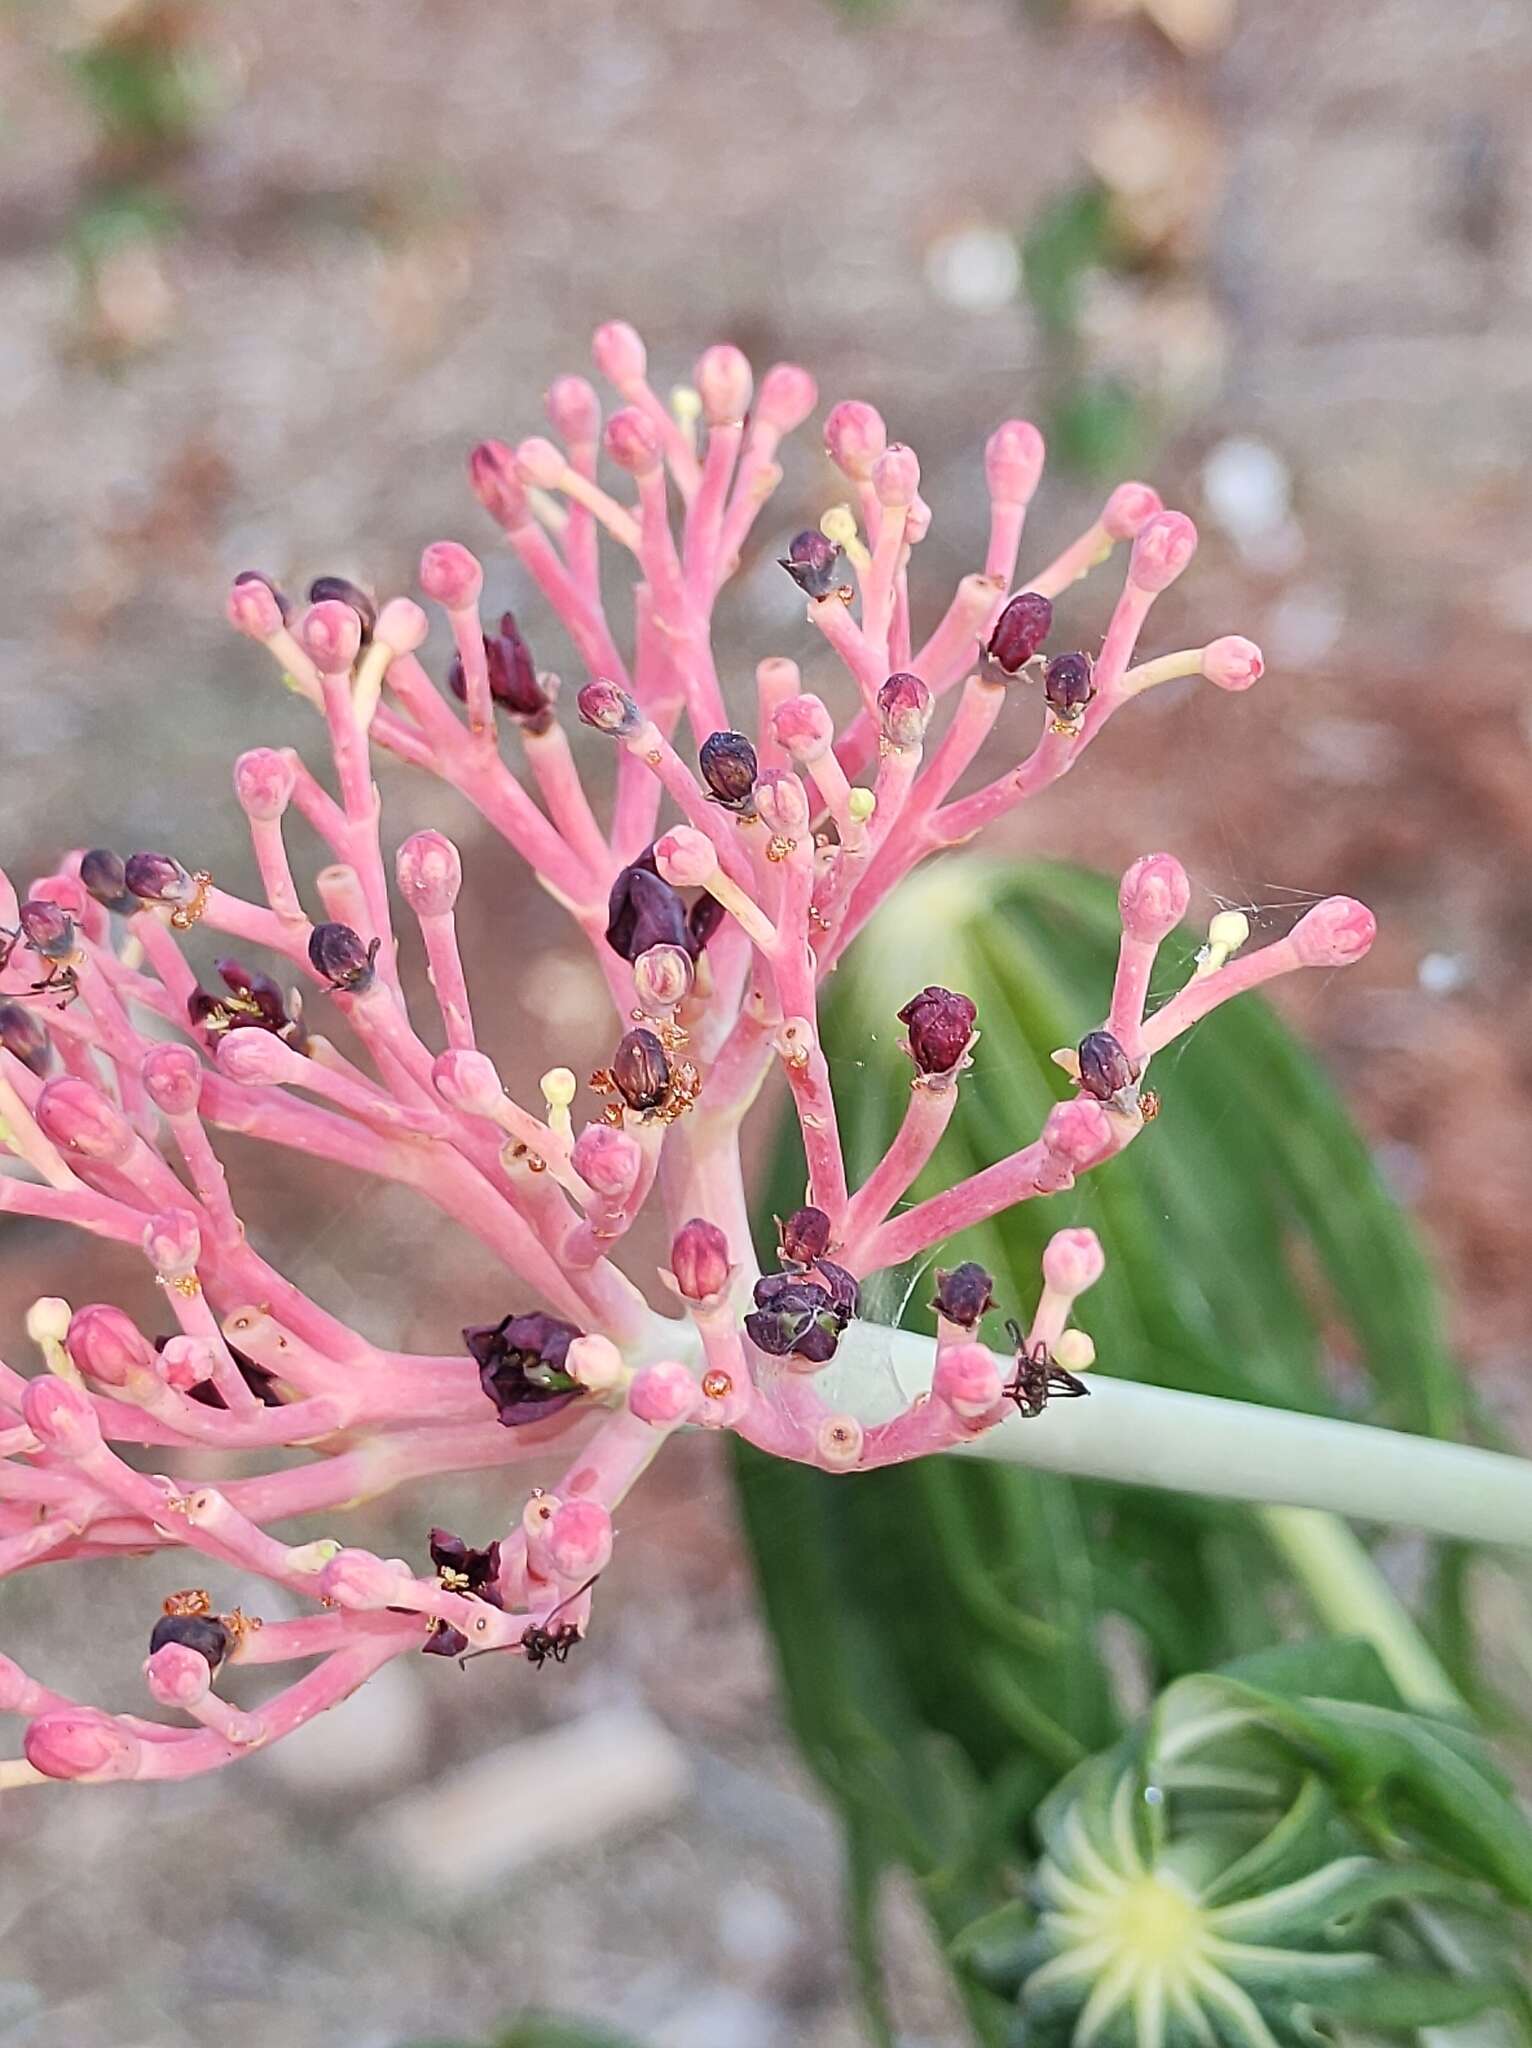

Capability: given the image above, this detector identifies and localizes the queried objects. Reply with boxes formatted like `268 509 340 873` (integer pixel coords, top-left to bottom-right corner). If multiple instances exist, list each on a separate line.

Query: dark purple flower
308 922 380 994
17 901 74 960
745 1261 859 1365
1043 651 1096 721
606 861 692 963
897 986 977 1076
124 851 198 906
308 574 376 645
1076 1029 1136 1103
987 591 1053 674
0 1002 51 1078
698 730 759 812
79 848 137 915
612 1027 670 1113
467 1311 585 1427
421 1623 471 1659
233 568 293 624
447 612 551 730
778 1205 833 1269
149 1612 230 1671
779 530 843 601
931 1261 995 1329
428 1527 504 1603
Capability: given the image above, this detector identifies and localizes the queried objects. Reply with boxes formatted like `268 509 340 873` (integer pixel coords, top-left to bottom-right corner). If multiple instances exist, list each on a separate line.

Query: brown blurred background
1 2 1530 2043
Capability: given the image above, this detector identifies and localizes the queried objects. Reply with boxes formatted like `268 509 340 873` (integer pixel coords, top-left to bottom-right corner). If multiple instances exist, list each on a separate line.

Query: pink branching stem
808 592 884 715
838 1076 961 1264
521 723 613 881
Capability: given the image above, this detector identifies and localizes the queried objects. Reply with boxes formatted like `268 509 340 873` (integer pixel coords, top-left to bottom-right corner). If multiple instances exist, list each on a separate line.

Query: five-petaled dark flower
745 1259 859 1365
467 1312 585 1427
606 850 723 964
778 529 843 600
931 1261 995 1329
447 612 552 730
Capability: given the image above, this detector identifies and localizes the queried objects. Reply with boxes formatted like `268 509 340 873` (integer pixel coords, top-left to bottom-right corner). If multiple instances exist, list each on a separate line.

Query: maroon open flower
467 1312 585 1427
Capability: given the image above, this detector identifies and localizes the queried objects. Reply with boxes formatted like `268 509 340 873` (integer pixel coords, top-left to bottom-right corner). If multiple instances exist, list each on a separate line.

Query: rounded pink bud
872 441 920 510
1118 852 1191 944
419 540 483 612
571 1122 642 1198
157 1334 214 1392
375 595 430 654
233 746 296 821
216 1030 300 1086
143 1208 200 1277
753 769 810 838
772 693 835 765
756 362 818 435
145 1641 212 1707
1041 1227 1105 1296
695 343 753 426
984 420 1045 506
139 1041 202 1116
20 1375 103 1455
25 1711 140 1783
468 440 530 529
933 1343 1004 1420
824 400 887 481
1201 635 1264 692
514 436 567 490
633 943 694 1013
546 373 601 444
298 599 363 674
1042 1095 1113 1166
547 1498 613 1580
67 1304 155 1387
225 572 286 640
1290 897 1376 968
629 1359 702 1428
431 1047 503 1116
603 406 662 475
592 318 647 385
654 826 717 891
36 1077 134 1164
906 493 933 545
669 1218 731 1305
1128 512 1198 594
877 671 933 749
396 830 462 916
318 1547 403 1610
1102 481 1163 541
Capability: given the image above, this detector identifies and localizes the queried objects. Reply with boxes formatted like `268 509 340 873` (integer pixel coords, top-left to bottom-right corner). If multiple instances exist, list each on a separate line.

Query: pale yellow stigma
540 1066 577 1140
1196 909 1250 978
820 503 871 575
28 1296 80 1384
670 384 702 456
847 787 877 825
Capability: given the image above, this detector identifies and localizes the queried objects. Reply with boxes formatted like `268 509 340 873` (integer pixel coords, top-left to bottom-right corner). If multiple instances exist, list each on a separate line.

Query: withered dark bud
688 893 725 954
698 730 759 812
149 1612 230 1671
465 1311 584 1427
932 1261 995 1329
233 568 292 624
1077 1029 1136 1103
308 574 376 645
308 922 380 994
1043 651 1096 720
897 985 978 1077
422 1623 470 1659
447 612 551 729
745 1262 858 1365
606 861 692 963
987 590 1053 674
778 1205 832 1268
877 671 933 748
612 1027 671 1113
669 1217 732 1303
124 851 197 906
18 901 75 959
0 1002 52 1077
79 848 137 914
577 678 642 736
779 529 842 600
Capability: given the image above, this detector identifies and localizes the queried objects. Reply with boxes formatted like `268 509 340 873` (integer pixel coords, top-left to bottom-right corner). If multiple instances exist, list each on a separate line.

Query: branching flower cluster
0 322 1374 1789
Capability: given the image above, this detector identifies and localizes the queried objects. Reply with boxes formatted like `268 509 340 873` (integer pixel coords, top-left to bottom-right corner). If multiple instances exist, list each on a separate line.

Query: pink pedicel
0 321 1373 1789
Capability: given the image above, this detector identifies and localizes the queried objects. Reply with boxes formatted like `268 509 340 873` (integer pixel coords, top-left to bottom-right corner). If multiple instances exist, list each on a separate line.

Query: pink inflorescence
0 325 1373 1788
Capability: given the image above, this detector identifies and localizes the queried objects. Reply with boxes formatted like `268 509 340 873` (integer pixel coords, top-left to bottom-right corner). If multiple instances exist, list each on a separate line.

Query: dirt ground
1 2 1531 2043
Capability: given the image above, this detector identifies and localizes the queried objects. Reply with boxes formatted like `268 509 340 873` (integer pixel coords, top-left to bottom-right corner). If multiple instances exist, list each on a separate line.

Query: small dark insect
1002 1319 1091 1420
519 1573 600 1672
0 926 81 1009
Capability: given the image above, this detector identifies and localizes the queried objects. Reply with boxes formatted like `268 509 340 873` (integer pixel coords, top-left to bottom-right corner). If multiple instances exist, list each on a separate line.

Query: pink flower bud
431 1047 503 1116
145 1641 212 1708
216 1030 301 1086
1128 512 1198 594
1041 1227 1105 1296
547 1498 613 1580
157 1334 214 1392
933 1343 1004 1419
318 1547 404 1610
375 595 430 654
577 677 642 737
669 1218 732 1304
872 442 920 509
1102 481 1163 541
36 1077 135 1164
1117 852 1191 944
824 400 887 481
225 571 288 640
140 1042 202 1116
567 1334 623 1393
468 440 530 529
772 693 835 764
514 436 567 490
1042 1095 1113 1166
546 373 601 444
695 343 753 425
1290 897 1376 968
654 826 717 891
143 1208 200 1277
603 406 662 475
298 600 363 675
25 1711 140 1783
633 943 694 1012
418 541 483 611
396 830 462 916
1201 635 1264 692
571 1122 642 1198
592 319 647 386
233 747 296 821
984 420 1045 506
877 671 933 748
755 362 818 435
753 770 810 838
20 1375 103 1455
906 493 933 544
67 1304 155 1387
629 1360 702 1428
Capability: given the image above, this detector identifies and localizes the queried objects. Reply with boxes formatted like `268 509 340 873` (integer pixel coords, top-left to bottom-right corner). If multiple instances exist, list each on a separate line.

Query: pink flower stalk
0 323 1375 1791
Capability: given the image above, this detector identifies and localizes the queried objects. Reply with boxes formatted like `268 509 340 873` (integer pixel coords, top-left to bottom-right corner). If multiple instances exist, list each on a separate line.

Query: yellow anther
27 1296 81 1384
1196 908 1251 978
670 385 702 456
846 787 877 825
540 1066 577 1140
820 503 871 574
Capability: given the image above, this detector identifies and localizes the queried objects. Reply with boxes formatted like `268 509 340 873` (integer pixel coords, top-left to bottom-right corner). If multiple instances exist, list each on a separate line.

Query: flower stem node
816 1415 865 1469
